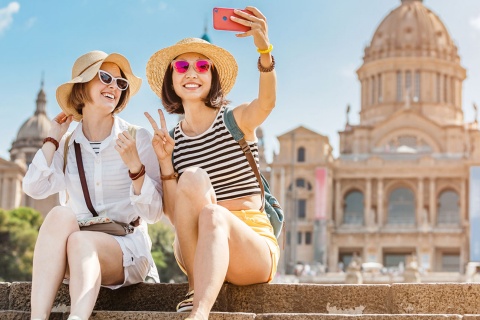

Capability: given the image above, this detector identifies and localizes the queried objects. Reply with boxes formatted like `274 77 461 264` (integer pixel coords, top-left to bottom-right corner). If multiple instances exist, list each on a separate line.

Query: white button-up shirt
23 116 163 283
23 116 163 224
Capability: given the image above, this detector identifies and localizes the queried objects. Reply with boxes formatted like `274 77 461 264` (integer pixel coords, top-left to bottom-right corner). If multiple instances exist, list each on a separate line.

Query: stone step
4 311 480 319
0 311 255 320
3 282 480 315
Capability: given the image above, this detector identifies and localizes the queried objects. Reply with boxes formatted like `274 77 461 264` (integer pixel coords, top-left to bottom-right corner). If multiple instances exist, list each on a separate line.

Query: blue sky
1 0 480 162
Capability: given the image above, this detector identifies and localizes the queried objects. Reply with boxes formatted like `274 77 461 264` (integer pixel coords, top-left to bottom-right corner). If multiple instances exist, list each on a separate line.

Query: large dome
364 0 459 63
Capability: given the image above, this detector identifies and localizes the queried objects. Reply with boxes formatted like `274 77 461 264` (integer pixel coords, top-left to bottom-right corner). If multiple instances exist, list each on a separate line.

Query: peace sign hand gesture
144 109 175 162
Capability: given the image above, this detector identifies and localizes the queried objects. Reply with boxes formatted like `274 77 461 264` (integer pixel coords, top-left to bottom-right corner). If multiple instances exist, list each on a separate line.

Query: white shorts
106 235 150 289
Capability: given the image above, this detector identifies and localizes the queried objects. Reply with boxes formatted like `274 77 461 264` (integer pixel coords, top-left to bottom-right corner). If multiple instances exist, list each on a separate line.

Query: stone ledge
4 282 480 315
0 311 255 320
3 311 480 319
0 282 10 310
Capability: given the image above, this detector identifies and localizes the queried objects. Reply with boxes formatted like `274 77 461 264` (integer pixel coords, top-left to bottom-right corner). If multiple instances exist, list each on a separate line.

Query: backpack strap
168 127 175 166
223 106 266 212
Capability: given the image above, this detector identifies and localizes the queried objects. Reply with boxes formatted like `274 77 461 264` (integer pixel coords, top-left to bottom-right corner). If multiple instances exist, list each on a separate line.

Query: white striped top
172 106 261 201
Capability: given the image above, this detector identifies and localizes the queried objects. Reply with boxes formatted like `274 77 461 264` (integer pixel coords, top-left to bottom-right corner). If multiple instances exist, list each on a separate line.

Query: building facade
0 81 58 216
271 0 480 276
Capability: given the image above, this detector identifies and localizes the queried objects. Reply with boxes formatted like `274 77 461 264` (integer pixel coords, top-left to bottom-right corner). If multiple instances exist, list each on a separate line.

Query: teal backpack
169 106 284 238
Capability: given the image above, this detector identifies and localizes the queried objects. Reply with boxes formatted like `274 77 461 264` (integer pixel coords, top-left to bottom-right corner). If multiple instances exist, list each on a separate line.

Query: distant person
144 6 278 320
23 51 163 320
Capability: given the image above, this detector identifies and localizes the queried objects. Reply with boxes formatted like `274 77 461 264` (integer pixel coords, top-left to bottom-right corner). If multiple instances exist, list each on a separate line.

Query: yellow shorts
173 209 280 283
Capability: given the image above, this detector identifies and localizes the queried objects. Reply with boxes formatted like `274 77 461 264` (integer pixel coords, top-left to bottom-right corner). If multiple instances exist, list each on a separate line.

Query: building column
1 178 9 209
377 179 384 226
429 178 436 226
417 178 424 226
0 177 3 206
335 179 342 227
365 178 372 227
460 178 466 226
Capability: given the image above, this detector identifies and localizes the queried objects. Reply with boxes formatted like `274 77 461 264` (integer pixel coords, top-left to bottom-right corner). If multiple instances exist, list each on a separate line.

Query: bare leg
174 167 216 291
66 231 124 320
30 206 78 320
173 168 273 320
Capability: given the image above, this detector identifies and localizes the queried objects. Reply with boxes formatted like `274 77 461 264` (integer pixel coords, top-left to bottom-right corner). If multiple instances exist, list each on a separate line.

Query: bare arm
145 109 176 224
231 6 277 140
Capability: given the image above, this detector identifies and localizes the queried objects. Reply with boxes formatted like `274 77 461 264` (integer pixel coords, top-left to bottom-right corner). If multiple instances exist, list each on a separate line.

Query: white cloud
470 14 480 31
0 2 20 35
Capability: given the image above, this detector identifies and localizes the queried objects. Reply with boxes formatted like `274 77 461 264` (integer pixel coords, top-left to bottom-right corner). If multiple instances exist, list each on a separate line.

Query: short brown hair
161 65 229 114
68 70 130 116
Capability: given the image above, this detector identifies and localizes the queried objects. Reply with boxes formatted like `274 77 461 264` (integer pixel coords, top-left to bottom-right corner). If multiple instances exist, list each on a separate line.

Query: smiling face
84 62 123 116
171 52 212 103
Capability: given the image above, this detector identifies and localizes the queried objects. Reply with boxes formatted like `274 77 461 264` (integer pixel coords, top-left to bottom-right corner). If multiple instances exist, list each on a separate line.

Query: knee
66 231 94 255
40 206 77 232
176 167 210 195
198 204 227 232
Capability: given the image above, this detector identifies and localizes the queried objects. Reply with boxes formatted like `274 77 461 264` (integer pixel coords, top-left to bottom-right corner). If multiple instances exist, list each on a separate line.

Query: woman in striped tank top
145 6 278 320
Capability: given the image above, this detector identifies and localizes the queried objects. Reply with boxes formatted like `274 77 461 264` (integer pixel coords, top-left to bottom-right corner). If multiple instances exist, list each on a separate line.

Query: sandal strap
176 296 194 311
186 289 194 297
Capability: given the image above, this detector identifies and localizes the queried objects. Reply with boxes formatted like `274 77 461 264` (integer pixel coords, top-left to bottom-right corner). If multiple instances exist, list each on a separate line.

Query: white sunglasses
98 70 129 91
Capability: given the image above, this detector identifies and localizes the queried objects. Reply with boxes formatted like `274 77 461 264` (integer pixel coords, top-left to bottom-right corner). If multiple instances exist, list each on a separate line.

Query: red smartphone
213 7 252 32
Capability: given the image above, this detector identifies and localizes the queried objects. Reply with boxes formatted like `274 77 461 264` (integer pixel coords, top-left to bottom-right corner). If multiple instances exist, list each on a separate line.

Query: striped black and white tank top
172 106 261 201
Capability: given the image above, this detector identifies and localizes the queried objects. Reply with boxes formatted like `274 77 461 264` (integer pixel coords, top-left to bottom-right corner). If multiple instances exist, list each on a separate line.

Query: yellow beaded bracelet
257 44 273 54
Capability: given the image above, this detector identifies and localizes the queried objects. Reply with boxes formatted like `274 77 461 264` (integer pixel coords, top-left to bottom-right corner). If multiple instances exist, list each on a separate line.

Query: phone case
213 7 251 32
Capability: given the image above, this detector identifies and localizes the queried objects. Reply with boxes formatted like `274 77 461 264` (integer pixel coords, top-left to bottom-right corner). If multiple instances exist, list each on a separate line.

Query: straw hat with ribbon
56 51 142 121
146 38 238 100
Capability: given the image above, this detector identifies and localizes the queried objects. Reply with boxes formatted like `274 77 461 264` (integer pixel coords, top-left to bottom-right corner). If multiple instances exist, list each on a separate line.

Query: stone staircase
2 282 480 319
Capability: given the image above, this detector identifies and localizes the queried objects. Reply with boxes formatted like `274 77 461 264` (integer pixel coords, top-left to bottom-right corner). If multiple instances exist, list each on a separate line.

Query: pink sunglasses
171 59 212 74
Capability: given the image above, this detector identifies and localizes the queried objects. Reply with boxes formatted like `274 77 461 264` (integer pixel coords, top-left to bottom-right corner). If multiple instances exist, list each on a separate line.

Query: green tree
0 207 42 281
148 221 186 283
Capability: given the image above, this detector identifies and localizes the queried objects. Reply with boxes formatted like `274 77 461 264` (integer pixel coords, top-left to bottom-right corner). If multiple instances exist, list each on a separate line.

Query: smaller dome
16 113 51 141
15 85 51 141
201 33 211 43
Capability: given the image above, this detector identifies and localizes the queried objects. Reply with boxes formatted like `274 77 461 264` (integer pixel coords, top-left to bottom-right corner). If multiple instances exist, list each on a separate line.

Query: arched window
387 188 415 225
297 147 305 162
437 190 460 225
343 191 364 225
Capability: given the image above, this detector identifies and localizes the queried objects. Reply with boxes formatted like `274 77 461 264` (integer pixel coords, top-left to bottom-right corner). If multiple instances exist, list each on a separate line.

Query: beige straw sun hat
146 38 238 99
56 50 142 121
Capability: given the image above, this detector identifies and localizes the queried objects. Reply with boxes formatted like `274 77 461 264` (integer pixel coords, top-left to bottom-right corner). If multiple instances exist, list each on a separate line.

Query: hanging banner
469 166 480 262
315 167 328 220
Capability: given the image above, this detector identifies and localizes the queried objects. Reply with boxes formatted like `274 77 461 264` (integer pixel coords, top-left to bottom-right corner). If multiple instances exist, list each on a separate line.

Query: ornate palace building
271 0 480 277
0 81 57 216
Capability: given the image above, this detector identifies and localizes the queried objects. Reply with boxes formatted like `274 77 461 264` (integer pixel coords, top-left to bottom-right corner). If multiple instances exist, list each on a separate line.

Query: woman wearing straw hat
23 51 163 320
145 6 277 320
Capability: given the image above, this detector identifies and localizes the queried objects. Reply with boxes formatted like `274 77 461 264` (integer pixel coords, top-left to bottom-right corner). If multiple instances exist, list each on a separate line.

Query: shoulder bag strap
74 141 99 217
63 133 72 173
223 106 266 212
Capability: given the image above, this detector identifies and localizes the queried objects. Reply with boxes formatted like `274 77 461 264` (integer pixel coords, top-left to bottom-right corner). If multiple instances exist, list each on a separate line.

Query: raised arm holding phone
144 6 277 320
